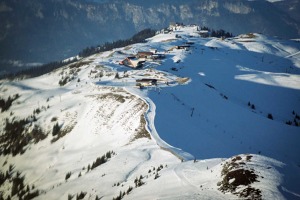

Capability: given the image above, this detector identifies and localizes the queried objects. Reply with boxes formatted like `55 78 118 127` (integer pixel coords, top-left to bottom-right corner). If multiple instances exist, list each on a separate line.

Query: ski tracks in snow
173 164 200 189
140 94 194 161
123 149 152 182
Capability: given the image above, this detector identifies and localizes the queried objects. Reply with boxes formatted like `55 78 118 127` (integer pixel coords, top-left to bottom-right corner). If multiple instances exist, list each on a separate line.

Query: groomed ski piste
1 25 300 200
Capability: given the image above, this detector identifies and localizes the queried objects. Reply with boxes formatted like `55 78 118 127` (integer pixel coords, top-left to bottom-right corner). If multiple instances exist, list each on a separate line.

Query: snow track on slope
125 87 194 161
285 51 300 58
142 95 194 161
173 165 199 188
123 149 151 182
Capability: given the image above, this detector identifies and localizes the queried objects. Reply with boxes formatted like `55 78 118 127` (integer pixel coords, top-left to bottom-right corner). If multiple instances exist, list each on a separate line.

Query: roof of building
137 52 154 55
136 78 157 82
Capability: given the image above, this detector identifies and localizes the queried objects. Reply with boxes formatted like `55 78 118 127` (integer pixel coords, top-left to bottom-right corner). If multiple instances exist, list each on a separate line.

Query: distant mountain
0 0 299 72
272 0 300 22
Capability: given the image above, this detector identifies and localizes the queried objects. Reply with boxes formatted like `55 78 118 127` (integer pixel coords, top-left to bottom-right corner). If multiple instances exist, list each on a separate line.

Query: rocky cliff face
273 0 300 22
0 0 299 72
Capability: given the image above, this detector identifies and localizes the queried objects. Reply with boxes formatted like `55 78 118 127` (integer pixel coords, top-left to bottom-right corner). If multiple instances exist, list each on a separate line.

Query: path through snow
126 87 195 161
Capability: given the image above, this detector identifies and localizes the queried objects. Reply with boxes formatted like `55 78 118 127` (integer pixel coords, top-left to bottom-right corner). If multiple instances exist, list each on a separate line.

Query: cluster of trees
211 29 233 38
247 101 256 110
1 59 78 80
0 165 39 200
79 28 156 58
112 164 166 200
68 192 98 200
200 26 233 38
1 117 46 156
134 175 145 188
87 151 114 171
59 75 73 86
75 192 87 200
113 183 135 200
113 187 133 200
286 111 300 126
0 94 20 112
74 151 116 179
293 111 300 126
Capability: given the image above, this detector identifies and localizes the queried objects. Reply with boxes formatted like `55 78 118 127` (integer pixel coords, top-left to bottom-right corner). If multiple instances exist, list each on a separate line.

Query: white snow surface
1 26 300 199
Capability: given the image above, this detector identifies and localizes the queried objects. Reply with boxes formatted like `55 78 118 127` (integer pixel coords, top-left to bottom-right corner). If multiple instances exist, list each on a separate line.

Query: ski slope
0 25 300 200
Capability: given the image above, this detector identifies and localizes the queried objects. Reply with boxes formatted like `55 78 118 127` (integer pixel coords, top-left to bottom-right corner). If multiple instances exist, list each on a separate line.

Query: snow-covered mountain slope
1 25 300 200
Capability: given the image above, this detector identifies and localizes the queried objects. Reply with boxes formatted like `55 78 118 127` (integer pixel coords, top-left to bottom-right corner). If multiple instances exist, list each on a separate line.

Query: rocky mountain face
273 0 300 22
0 0 299 72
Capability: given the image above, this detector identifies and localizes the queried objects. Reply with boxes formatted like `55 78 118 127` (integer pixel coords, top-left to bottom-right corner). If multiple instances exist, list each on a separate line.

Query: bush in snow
267 113 273 120
247 102 255 110
51 117 58 122
154 173 160 180
126 186 133 195
68 194 74 200
76 192 86 200
115 72 120 79
65 172 72 181
286 121 292 125
52 122 60 136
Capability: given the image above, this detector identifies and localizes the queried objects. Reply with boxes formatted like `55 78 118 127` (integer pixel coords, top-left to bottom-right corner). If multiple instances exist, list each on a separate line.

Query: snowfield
1 25 300 200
